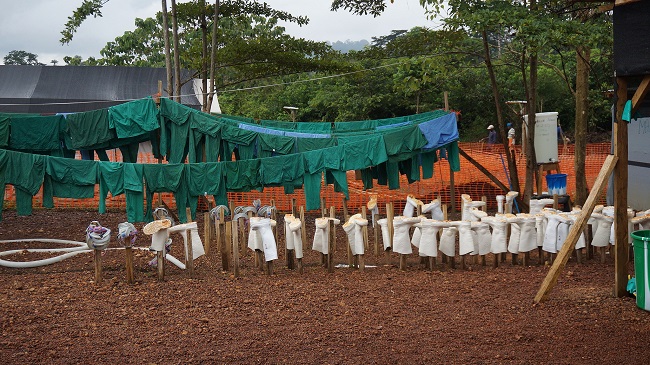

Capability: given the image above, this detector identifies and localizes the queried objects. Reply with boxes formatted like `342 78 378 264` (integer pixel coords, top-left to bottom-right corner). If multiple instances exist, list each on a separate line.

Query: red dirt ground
1 208 649 364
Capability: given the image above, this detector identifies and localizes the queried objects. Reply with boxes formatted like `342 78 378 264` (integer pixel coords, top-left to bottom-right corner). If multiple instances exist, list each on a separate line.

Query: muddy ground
0 208 648 364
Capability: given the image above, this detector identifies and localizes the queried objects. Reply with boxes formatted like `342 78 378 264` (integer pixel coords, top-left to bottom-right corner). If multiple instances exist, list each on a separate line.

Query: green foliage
61 0 108 45
3 50 43 65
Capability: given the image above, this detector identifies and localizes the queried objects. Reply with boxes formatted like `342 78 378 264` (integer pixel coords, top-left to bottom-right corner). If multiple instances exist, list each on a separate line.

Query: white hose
0 239 186 269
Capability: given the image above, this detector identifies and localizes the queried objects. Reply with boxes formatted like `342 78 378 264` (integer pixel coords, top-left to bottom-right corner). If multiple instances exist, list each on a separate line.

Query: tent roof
0 65 201 113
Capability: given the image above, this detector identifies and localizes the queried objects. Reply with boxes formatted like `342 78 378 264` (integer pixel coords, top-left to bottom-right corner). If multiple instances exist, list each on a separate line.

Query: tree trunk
481 30 520 193
208 0 220 112
200 0 208 111
171 0 182 101
161 0 173 99
524 52 538 203
574 46 590 206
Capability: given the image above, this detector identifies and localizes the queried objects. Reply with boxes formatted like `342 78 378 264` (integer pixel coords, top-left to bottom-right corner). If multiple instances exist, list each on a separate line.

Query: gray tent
0 65 201 113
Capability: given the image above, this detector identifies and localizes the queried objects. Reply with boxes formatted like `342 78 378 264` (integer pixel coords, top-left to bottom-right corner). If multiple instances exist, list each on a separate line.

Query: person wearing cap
486 125 497 144
507 123 515 147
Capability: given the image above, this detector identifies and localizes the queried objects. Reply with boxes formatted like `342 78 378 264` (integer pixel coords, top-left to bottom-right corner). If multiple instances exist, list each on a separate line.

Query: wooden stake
299 206 306 248
231 220 239 277
203 212 211 255
614 76 630 297
534 154 617 303
291 198 297 216
157 250 165 281
224 217 232 272
342 198 349 222
94 250 103 284
361 207 369 251
321 198 327 218
185 208 194 277
328 206 336 273
386 202 394 266
125 246 134 284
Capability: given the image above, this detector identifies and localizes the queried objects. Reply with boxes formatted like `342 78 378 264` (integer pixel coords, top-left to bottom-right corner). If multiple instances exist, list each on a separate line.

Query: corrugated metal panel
0 65 200 113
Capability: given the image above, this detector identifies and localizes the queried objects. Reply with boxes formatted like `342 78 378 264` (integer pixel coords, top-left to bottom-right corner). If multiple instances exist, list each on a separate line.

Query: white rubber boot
411 215 427 248
471 222 492 256
535 213 546 249
289 219 303 259
392 216 421 255
529 199 555 215
367 195 379 226
590 212 614 248
439 226 458 258
461 194 486 221
542 212 562 254
455 220 476 256
632 214 650 231
352 216 368 256
496 195 505 214
248 223 263 252
377 218 391 251
422 199 444 221
505 191 519 213
284 214 295 252
313 217 330 254
515 214 538 253
469 208 488 221
250 217 278 261
343 215 359 255
555 214 573 252
564 213 586 251
506 215 523 254
403 195 423 218
482 216 508 254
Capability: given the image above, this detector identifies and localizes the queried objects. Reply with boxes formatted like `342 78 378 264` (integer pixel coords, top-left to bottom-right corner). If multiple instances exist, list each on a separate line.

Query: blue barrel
545 173 567 195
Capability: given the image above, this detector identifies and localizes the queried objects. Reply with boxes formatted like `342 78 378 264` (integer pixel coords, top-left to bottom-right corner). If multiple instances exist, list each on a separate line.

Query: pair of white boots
461 194 486 222
312 217 341 255
284 214 303 259
495 191 520 214
247 217 278 262
342 214 369 255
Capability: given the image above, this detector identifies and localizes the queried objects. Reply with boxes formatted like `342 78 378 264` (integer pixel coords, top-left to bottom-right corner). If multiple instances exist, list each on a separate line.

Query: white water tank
524 112 558 163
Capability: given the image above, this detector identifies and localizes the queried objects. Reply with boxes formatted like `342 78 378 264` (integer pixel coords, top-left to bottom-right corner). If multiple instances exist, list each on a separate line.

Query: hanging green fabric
159 98 193 124
64 108 115 150
303 171 322 211
108 98 159 139
296 137 335 153
340 135 388 171
4 150 46 215
326 170 349 199
382 125 428 159
119 142 140 163
98 161 124 214
190 112 222 162
386 161 400 190
361 168 374 189
261 119 295 130
9 114 64 152
221 124 257 146
144 163 189 223
230 140 257 161
446 141 461 172
124 163 145 222
186 162 227 206
297 122 331 133
334 120 375 132
420 149 437 179
167 118 190 163
43 157 97 207
260 154 304 193
0 115 10 148
224 159 261 192
258 133 295 157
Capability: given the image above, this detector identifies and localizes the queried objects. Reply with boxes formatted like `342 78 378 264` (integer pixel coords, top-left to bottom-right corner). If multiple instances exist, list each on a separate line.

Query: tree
3 50 43 65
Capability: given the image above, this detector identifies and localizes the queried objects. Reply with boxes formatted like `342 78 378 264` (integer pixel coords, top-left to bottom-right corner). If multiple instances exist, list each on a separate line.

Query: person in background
481 124 498 145
507 123 515 148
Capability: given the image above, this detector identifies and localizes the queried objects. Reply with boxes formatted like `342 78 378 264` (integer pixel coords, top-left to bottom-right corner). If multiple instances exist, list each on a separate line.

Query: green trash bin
631 230 650 311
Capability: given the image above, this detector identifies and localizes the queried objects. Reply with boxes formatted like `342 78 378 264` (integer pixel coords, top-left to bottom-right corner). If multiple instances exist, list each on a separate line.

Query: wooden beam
459 147 510 193
631 75 650 117
534 154 618 303
614 76 630 297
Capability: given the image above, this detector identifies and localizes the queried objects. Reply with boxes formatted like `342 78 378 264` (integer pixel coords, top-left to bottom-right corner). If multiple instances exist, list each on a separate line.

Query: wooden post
216 210 229 271
125 246 134 284
342 198 349 222
450 166 456 214
361 207 369 251
386 202 394 266
614 76 630 297
441 204 448 264
299 206 306 249
157 250 165 281
321 198 327 218
291 198 297 216
203 212 211 255
534 155 617 303
270 199 277 245
231 220 239 277
185 208 194 277
94 250 103 284
328 206 336 273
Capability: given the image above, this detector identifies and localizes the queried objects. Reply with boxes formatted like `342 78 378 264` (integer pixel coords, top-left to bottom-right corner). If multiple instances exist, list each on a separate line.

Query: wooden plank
386 202 394 265
614 76 630 297
361 207 369 251
300 206 306 248
631 75 650 119
459 147 510 193
534 154 618 303
342 198 349 222
157 250 165 281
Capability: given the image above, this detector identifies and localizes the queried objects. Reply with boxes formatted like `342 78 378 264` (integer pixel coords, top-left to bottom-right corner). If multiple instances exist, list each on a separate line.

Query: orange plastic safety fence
2 142 612 215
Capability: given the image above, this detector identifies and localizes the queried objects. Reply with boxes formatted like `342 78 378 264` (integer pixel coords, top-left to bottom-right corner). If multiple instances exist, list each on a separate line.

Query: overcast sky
0 0 438 65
